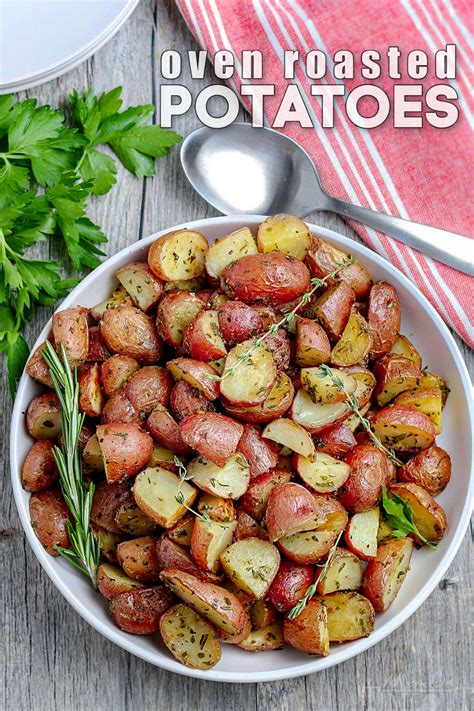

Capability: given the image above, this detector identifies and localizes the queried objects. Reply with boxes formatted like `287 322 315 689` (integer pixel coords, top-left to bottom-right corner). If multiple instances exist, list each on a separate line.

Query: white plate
10 216 474 683
0 0 138 93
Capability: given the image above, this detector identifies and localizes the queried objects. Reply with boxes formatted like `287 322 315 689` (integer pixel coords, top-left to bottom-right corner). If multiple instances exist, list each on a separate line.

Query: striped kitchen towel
176 0 474 347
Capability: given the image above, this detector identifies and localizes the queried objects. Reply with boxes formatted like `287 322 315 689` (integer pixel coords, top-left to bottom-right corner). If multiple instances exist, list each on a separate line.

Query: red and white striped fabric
176 0 474 347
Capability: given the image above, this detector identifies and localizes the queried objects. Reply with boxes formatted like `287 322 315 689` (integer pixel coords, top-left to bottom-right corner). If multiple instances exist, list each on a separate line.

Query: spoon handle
328 197 473 276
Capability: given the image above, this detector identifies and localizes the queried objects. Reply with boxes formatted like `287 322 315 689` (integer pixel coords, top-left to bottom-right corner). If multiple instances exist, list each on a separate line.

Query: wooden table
2 2 472 709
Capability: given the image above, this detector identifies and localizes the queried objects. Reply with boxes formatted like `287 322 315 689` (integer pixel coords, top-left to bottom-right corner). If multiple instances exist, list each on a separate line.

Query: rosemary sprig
42 341 100 587
173 456 211 523
288 531 343 620
211 258 356 382
317 364 402 466
381 486 436 549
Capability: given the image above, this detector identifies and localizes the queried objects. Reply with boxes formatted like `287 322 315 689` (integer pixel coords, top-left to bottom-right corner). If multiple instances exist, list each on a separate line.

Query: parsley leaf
381 486 437 549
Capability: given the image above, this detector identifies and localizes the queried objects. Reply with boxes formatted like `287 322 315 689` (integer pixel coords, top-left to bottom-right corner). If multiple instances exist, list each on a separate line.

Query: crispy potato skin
217 301 264 346
52 306 89 365
312 495 349 534
91 481 133 534
221 253 311 306
180 413 243 467
29 489 72 555
398 445 451 495
155 536 221 585
78 362 104 417
26 343 54 388
314 422 356 458
109 585 175 634
87 326 110 362
97 563 144 600
362 537 414 612
306 236 371 298
100 305 163 364
100 355 140 397
170 380 212 422
123 366 173 415
283 599 329 656
240 468 292 521
295 317 331 367
339 444 391 513
389 483 447 544
265 482 321 542
265 329 291 372
367 282 401 357
234 508 268 541
312 281 355 341
26 391 62 440
182 309 227 361
22 440 58 492
370 405 436 453
167 358 220 401
100 390 141 426
237 425 279 479
156 291 204 348
373 354 422 406
96 423 153 482
146 405 192 455
116 536 161 582
268 559 314 612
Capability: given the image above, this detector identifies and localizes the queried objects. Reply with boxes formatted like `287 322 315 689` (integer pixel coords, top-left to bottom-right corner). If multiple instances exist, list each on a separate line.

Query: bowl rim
10 215 474 683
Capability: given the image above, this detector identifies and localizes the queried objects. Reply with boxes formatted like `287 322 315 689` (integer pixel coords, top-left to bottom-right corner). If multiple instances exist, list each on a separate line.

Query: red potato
109 585 175 635
290 388 349 434
341 365 376 408
277 529 337 565
21 440 58 492
100 305 163 364
312 496 349 535
180 413 243 467
397 445 451 495
313 422 357 458
223 372 294 424
156 291 204 348
312 281 355 341
169 380 212 422
155 535 221 585
316 549 363 594
265 482 322 542
160 604 222 669
26 392 62 439
264 329 291 372
182 309 227 361
147 442 180 474
220 538 280 599
390 334 422 368
300 366 356 405
373 354 422 407
234 508 268 541
134 467 198 529
116 536 161 582
268 559 314 612
362 537 414 612
388 483 447 544
191 518 237 573
100 354 140 397
283 599 329 656
90 285 133 321
249 599 277 630
394 387 443 435
237 425 279 480
221 253 311 306
114 501 157 537
370 405 436 453
160 568 249 635
219 339 277 407
240 468 292 521
295 317 331 367
29 489 72 555
123 366 173 415
115 261 163 312
168 516 195 548
86 326 110 362
257 213 311 259
197 494 236 523
305 236 372 299
83 434 104 473
100 390 141 426
187 453 250 500
91 480 133 534
294 452 350 494
78 363 104 417
93 527 122 562
344 507 380 560
52 306 89 365
318 591 375 642
338 444 390 513
164 276 208 293
330 309 372 367
238 621 284 652
167 358 220 401
419 371 450 407
25 342 54 387
217 301 264 346
146 405 192 455
148 229 208 281
96 423 153 482
205 227 258 282
97 563 144 600
367 282 401 357
263 418 315 458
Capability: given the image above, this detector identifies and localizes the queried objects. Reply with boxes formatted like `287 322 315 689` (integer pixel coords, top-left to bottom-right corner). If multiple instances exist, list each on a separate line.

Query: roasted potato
236 425 279 480
316 549 363 594
78 362 104 417
262 418 315 459
180 413 243 467
116 535 161 582
22 440 58 492
373 354 422 407
220 538 280 599
155 535 221 584
238 621 284 652
388 483 447 544
264 329 291 372
234 508 268 541
187 453 250 500
100 354 140 397
26 392 62 440
295 317 331 367
91 480 133 534
290 387 349 434
344 506 380 560
197 494 236 523
221 252 311 306
277 530 336 565
312 495 349 535
306 236 371 298
265 482 322 542
268 559 313 612
134 466 197 529
87 325 110 362
389 334 422 368
257 214 311 259
169 380 212 422
160 604 222 669
397 445 451 495
300 366 356 405
115 261 163 312
156 291 204 348
100 390 141 426
123 366 173 415
394 387 442 434
330 309 371 366
90 285 133 321
312 281 355 341
367 282 401 357
362 537 414 612
313 422 356 458
109 585 174 634
93 526 122 562
338 444 390 512
318 592 375 642
205 227 258 281
217 301 264 347
97 563 144 600
283 599 329 656
240 468 292 521
223 372 294 424
114 501 157 536
191 518 237 573
25 343 54 387
342 365 376 407
164 276 207 293
160 568 248 635
148 229 208 281
182 309 227 362
220 339 276 407
146 405 191 455
52 306 89 366
295 452 350 494
419 371 450 407
168 515 195 547
167 358 220 401
96 423 153 482
29 489 72 555
370 405 436 453
249 598 277 630
100 305 163 364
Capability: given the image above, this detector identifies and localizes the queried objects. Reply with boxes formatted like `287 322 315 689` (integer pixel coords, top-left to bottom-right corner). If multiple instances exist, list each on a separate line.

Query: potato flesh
300 367 356 405
160 604 221 669
220 538 280 599
262 418 315 458
381 539 414 609
317 550 362 594
390 335 422 368
278 529 336 564
238 622 284 652
82 434 104 471
372 420 433 451
296 452 350 493
330 311 371 366
192 519 237 572
206 227 258 279
291 388 349 432
318 592 375 642
133 467 197 528
151 230 208 281
390 486 446 543
116 263 162 312
97 563 144 599
257 214 311 260
220 340 276 406
187 454 250 499
395 387 442 434
346 507 380 559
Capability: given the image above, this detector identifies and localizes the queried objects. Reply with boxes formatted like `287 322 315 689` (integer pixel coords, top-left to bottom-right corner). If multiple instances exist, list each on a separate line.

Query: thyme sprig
210 258 356 382
173 456 211 523
317 364 403 466
42 341 100 587
288 531 343 620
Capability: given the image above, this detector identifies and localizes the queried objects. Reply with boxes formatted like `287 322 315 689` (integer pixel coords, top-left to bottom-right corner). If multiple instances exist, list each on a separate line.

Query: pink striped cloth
176 0 474 347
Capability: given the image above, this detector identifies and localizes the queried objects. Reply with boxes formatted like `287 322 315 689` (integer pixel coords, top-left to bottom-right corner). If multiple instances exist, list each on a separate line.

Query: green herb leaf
381 486 436 549
5 333 29 396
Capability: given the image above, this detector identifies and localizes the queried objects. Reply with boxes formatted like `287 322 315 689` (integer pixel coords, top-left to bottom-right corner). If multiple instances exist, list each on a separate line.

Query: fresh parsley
381 486 437 549
0 88 182 395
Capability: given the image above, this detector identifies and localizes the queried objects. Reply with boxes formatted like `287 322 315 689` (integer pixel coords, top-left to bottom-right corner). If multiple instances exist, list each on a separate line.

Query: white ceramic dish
10 216 474 683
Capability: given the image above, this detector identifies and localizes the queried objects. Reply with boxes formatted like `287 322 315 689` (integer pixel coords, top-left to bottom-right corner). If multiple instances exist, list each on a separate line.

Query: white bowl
10 216 474 683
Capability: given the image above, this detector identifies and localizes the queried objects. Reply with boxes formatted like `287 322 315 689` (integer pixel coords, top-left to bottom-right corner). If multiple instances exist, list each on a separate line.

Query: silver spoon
181 123 473 276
